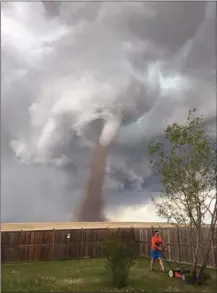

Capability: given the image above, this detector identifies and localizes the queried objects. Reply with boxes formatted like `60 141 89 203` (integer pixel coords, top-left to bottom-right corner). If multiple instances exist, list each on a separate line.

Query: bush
184 271 212 285
202 271 211 280
102 231 135 288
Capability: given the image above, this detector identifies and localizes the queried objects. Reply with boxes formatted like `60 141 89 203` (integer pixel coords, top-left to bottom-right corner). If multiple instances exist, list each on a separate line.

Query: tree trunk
191 229 201 284
198 222 217 280
198 241 211 280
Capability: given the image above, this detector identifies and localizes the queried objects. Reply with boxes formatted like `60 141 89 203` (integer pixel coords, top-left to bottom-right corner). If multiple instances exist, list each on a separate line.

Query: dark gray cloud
1 1 216 222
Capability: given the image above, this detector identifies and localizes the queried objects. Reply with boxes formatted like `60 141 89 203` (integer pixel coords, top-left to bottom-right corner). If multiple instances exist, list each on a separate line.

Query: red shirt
151 235 163 251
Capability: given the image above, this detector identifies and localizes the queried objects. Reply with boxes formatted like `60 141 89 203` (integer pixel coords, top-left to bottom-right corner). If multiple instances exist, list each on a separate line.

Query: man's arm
160 237 167 250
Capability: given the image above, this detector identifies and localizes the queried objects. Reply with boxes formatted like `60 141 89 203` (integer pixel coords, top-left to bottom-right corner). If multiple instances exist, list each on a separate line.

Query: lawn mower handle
161 247 181 268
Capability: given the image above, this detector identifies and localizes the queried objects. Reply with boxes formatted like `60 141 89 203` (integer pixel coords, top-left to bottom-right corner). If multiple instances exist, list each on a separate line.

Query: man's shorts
151 249 163 260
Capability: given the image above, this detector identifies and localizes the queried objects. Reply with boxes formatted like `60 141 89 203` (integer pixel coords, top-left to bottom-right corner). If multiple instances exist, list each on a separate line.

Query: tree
148 109 217 284
102 230 135 288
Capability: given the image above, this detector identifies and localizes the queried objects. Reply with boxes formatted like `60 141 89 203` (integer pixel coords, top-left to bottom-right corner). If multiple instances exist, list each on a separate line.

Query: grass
2 258 216 292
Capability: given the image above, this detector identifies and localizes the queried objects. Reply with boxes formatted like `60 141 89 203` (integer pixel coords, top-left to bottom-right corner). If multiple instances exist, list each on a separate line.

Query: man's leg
150 250 156 271
158 257 165 271
150 258 155 271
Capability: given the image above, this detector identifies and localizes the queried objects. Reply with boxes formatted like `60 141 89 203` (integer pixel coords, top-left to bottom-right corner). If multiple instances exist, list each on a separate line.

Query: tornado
78 117 121 221
78 141 108 221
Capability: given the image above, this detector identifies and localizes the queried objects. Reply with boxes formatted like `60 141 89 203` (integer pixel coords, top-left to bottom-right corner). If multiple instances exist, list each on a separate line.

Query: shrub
202 271 211 280
102 231 135 288
184 271 211 285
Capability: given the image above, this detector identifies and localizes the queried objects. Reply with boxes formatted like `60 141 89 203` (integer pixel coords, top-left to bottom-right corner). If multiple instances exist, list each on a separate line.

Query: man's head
154 230 160 236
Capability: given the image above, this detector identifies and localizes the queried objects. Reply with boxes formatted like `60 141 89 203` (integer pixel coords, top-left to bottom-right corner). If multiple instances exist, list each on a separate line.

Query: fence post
151 226 154 258
211 238 216 268
176 226 181 264
52 229 55 260
81 227 83 258
189 226 194 263
18 229 23 262
85 228 89 258
167 229 172 261
145 229 148 258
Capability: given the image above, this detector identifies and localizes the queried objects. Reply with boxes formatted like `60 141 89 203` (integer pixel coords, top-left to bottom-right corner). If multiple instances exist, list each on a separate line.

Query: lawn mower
162 252 191 280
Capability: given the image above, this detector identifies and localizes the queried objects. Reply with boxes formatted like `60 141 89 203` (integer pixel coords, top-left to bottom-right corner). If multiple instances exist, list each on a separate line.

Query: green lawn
2 258 216 292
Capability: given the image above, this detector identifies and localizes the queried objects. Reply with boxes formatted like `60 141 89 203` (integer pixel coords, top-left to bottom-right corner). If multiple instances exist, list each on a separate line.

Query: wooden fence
1 226 217 267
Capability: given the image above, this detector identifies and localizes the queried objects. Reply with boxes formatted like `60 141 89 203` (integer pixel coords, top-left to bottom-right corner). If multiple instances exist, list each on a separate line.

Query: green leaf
148 108 216 227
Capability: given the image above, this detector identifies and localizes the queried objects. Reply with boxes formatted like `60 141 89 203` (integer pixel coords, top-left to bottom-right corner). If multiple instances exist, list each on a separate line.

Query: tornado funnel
78 141 109 221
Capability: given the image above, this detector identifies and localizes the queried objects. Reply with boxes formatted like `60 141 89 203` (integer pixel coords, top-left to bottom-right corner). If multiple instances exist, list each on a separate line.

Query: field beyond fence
1 222 216 267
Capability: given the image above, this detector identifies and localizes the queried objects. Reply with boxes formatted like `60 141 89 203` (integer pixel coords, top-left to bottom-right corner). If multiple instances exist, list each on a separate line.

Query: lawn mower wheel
168 269 175 278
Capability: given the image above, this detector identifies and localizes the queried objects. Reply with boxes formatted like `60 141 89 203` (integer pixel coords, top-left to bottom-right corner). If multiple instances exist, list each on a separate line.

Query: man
150 230 165 271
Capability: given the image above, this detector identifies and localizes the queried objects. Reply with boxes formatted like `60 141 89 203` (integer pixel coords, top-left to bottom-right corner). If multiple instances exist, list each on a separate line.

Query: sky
1 1 216 223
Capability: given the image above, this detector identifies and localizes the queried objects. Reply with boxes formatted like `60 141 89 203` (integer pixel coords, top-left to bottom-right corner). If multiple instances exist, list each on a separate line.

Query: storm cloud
1 1 216 222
